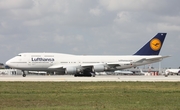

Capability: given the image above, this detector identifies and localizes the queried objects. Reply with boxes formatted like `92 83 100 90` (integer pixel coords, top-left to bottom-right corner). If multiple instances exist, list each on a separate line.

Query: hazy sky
0 0 180 68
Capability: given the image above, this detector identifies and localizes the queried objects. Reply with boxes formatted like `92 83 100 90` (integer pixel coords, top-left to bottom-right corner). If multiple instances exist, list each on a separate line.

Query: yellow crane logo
150 38 161 51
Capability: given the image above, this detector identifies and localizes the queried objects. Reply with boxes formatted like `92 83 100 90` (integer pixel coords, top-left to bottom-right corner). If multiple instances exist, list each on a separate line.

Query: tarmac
0 75 180 82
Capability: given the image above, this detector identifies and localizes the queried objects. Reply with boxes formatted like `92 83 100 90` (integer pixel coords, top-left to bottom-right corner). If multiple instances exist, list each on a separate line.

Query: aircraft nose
5 59 13 68
5 60 11 67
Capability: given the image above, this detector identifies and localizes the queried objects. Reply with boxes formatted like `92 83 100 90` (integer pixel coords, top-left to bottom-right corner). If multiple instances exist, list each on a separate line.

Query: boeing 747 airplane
6 33 169 77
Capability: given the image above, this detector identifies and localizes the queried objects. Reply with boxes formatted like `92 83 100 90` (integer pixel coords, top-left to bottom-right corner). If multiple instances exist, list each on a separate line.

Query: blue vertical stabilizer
134 33 166 55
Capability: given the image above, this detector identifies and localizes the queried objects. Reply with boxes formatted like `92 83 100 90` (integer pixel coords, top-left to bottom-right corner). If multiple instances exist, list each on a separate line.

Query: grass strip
0 82 180 110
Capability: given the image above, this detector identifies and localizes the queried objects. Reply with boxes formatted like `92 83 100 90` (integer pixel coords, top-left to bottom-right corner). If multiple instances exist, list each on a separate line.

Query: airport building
0 69 22 75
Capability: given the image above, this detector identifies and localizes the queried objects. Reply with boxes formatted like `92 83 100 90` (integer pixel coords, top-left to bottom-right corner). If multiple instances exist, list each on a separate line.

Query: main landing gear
74 69 95 77
74 73 95 77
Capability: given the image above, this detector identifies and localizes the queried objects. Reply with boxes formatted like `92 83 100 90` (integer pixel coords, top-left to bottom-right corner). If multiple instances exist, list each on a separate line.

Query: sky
0 0 180 68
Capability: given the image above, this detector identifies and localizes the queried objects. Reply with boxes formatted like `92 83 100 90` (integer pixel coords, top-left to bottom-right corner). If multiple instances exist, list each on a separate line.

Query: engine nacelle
65 67 78 74
92 65 105 72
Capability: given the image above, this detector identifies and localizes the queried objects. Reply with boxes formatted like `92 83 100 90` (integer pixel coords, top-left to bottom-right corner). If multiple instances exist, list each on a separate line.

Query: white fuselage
6 53 163 72
165 69 180 75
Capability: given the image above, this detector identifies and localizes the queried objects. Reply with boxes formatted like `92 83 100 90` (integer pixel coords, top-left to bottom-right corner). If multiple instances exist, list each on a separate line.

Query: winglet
134 33 167 55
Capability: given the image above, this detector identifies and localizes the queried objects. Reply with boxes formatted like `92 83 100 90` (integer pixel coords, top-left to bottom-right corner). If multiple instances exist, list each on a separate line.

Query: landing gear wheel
22 74 26 77
91 73 96 77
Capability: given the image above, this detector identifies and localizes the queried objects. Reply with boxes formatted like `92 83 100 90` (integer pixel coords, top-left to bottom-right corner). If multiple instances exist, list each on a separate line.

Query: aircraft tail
140 69 143 73
134 33 167 55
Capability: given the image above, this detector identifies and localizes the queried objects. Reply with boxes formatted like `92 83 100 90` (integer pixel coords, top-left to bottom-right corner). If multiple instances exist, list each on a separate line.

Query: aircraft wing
81 62 132 68
48 62 132 70
106 62 132 67
48 64 64 69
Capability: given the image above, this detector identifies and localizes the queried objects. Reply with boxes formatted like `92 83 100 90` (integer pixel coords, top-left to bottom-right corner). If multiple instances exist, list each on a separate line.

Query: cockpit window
17 55 22 56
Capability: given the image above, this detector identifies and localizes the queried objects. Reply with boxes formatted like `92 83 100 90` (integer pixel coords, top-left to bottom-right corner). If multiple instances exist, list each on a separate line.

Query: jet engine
92 65 106 72
65 67 79 74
